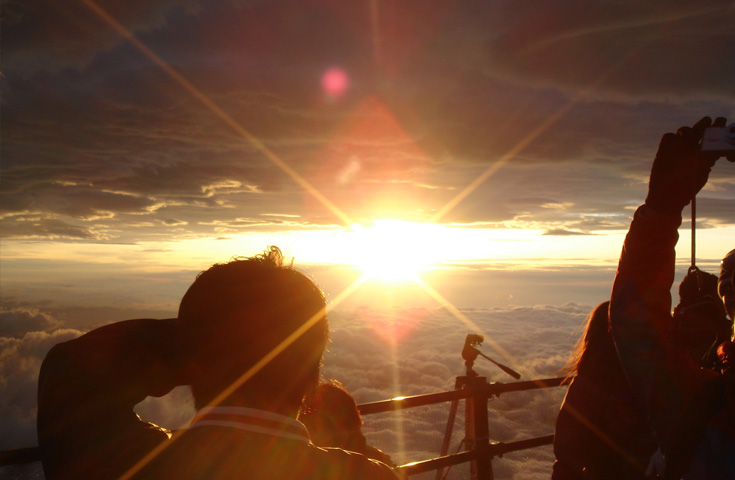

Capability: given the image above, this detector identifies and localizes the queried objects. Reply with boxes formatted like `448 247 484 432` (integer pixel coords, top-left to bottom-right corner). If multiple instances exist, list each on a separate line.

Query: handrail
396 435 556 476
0 376 568 473
358 377 566 415
357 376 567 479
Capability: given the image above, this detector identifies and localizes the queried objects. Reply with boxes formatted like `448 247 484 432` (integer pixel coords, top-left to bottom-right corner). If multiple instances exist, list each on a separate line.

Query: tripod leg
435 397 459 480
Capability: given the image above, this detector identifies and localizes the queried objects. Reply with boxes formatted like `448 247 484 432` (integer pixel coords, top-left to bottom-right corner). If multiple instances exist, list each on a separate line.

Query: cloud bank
2 1 734 245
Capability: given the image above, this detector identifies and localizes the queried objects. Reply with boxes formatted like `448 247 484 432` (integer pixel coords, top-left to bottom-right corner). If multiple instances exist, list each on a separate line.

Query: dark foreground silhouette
37 247 398 480
609 116 735 479
552 301 656 480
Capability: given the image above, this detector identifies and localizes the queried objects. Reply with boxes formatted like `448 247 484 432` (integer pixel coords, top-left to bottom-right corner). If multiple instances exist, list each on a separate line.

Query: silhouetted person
610 117 735 479
672 267 731 370
298 379 396 467
552 301 656 480
37 247 398 480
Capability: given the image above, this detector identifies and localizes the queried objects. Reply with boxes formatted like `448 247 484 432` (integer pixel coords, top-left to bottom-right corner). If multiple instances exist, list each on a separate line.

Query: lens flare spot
336 155 362 185
354 308 423 344
321 67 350 98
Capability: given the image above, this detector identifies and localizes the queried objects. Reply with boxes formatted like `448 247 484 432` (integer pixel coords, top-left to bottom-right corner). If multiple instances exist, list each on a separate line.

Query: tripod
435 334 521 480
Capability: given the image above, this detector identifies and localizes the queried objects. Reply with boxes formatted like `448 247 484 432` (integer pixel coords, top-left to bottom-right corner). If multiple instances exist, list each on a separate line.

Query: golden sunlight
347 219 445 282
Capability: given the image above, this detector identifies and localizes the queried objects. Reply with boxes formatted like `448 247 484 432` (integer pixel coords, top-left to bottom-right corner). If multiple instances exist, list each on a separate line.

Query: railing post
463 376 493 480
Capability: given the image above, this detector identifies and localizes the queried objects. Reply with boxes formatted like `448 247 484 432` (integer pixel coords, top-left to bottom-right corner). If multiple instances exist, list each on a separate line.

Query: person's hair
561 301 612 382
299 379 365 451
673 267 731 367
678 268 720 307
178 246 329 411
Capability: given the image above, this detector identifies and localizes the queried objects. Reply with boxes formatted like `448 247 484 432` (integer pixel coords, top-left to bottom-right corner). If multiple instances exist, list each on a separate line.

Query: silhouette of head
178 246 328 413
673 267 730 367
298 380 366 452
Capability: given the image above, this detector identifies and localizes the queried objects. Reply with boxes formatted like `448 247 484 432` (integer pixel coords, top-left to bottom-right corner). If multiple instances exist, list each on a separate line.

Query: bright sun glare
348 219 445 282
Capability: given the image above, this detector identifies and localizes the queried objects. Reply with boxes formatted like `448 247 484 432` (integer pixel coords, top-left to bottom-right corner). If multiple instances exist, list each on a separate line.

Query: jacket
610 206 734 479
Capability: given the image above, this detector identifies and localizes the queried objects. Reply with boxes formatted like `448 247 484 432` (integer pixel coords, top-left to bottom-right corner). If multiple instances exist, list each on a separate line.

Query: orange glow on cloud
304 96 429 221
353 307 424 344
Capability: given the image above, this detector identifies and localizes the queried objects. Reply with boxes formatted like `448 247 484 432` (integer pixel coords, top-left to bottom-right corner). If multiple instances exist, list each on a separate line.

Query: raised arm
37 318 187 480
609 117 727 474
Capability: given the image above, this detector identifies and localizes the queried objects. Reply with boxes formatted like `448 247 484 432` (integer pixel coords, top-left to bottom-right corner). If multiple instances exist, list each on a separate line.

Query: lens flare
354 308 423 344
321 67 350 98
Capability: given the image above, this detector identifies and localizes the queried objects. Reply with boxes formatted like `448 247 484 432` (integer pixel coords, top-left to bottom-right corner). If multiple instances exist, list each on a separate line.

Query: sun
347 220 444 282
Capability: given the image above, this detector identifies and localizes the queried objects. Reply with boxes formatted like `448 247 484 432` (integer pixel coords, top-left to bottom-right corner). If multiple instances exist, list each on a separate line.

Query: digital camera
701 122 735 157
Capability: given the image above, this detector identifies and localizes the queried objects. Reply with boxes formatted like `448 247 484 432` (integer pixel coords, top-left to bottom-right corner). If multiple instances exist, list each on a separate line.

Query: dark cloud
483 1 735 102
697 167 735 217
160 218 186 226
543 228 590 236
0 215 100 240
2 0 204 77
1 183 157 219
0 307 61 338
3 0 734 241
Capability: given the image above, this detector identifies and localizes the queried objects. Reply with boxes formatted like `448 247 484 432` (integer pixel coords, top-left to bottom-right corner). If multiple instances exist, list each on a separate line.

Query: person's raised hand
645 116 727 215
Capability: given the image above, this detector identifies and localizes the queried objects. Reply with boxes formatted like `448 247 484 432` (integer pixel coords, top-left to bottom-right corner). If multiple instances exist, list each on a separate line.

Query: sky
1 0 735 477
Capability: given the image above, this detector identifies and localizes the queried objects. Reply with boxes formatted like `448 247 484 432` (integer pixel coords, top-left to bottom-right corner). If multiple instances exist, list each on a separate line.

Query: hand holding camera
702 122 735 160
645 116 731 215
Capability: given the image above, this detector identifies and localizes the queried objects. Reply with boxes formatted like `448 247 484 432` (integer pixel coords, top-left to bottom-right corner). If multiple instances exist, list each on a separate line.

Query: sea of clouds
0 302 590 479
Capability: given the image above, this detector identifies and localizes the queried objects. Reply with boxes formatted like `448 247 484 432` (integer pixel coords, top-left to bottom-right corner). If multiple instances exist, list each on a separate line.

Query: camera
701 123 735 156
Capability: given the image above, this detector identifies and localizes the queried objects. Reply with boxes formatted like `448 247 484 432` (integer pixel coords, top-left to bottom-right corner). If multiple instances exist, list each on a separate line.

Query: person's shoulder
316 445 400 479
363 444 396 468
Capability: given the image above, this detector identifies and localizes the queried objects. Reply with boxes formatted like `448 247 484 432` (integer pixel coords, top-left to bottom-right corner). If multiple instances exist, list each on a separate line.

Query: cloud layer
2 1 734 245
0 310 83 451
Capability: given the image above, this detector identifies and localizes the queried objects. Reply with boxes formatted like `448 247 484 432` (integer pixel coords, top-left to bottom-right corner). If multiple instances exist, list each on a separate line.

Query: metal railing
358 376 566 480
0 376 566 480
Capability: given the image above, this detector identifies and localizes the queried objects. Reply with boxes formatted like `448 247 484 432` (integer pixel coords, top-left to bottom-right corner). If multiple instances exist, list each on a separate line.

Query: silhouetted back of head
678 268 720 307
178 246 328 412
299 380 365 452
673 267 730 366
